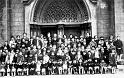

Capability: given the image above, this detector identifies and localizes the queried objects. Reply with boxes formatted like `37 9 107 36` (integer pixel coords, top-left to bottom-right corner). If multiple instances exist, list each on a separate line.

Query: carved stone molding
33 0 89 24
89 0 98 5
21 0 33 5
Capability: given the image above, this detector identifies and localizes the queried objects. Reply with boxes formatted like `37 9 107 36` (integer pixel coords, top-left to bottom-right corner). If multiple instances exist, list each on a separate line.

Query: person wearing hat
58 59 63 75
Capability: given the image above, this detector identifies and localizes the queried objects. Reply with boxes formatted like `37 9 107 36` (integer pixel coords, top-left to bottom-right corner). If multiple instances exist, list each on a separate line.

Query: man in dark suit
85 33 92 47
51 34 57 46
3 41 10 51
32 36 42 48
113 36 123 61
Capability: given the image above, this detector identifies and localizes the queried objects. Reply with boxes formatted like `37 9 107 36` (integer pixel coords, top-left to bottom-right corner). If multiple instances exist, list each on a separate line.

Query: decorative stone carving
89 0 98 5
33 0 89 24
21 0 33 5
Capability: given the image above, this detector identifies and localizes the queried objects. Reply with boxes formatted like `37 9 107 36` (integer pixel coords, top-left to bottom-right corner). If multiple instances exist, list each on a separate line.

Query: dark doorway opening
64 27 81 38
41 27 57 38
30 23 91 38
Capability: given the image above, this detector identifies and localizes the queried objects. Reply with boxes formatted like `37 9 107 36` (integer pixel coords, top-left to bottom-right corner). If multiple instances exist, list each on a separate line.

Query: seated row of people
0 49 117 76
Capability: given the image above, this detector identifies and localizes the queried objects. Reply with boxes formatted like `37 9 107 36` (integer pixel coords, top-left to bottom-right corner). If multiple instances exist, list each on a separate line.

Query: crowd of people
0 32 123 76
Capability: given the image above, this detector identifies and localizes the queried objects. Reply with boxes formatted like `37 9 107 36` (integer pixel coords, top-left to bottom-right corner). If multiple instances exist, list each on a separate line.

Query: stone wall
114 0 124 39
0 0 6 46
10 0 24 37
97 0 115 38
0 0 11 46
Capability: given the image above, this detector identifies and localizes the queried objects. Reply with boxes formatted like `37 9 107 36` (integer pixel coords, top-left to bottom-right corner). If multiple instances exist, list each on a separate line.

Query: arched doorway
24 0 95 38
30 23 91 38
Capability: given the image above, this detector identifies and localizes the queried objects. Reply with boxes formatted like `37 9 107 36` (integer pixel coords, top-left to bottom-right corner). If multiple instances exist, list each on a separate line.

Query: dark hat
100 37 104 40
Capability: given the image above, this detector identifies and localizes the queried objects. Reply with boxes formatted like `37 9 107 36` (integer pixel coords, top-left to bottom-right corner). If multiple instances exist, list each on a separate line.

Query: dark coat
113 39 123 55
32 39 42 47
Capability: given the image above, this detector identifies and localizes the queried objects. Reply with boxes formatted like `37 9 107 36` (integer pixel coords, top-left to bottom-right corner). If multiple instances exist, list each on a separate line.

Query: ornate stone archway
23 0 97 38
32 0 90 24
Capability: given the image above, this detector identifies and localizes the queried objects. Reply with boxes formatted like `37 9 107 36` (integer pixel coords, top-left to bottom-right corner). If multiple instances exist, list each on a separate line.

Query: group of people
0 32 123 76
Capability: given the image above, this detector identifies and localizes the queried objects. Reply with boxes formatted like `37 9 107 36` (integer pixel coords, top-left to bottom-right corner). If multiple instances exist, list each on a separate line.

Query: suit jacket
32 39 42 47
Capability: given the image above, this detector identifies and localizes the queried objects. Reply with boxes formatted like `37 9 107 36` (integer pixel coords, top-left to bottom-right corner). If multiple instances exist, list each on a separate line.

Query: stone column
10 0 25 37
85 0 97 38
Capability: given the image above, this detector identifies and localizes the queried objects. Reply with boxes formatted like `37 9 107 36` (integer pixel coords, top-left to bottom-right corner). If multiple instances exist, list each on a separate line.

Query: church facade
0 0 124 46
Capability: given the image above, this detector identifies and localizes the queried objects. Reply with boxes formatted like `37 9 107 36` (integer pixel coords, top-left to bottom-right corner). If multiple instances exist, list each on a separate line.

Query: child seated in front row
63 60 68 74
100 60 108 74
78 59 84 74
68 60 72 74
36 61 41 75
94 59 100 74
0 62 5 76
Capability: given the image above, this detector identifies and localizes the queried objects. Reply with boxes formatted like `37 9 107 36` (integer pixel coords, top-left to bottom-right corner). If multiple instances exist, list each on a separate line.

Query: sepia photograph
0 0 124 78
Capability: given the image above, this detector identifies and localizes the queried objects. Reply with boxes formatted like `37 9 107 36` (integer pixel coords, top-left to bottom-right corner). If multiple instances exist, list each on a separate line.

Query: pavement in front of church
2 74 124 78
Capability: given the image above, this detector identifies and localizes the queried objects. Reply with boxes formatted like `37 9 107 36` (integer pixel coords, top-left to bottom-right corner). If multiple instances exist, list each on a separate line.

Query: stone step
116 65 124 73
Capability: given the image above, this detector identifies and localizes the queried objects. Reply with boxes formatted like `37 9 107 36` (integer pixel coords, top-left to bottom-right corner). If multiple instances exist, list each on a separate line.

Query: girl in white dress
36 61 41 75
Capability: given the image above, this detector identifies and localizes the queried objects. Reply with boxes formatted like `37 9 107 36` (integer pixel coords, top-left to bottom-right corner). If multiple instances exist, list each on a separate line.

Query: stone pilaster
10 0 24 37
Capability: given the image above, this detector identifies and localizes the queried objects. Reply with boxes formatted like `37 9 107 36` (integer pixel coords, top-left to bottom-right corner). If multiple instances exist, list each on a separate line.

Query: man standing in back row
85 33 92 47
114 36 123 61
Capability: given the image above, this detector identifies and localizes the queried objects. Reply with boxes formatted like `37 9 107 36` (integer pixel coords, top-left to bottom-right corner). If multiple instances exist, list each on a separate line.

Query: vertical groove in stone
10 0 24 37
97 0 112 38
114 0 124 40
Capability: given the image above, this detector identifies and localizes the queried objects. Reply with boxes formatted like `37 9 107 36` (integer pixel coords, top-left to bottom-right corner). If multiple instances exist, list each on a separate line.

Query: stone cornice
89 0 98 5
21 0 34 5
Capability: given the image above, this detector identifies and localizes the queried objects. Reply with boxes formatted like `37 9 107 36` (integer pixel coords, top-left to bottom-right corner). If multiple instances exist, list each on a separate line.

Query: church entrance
30 23 91 38
40 27 57 38
64 27 81 38
64 23 91 38
24 0 98 38
30 25 57 38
